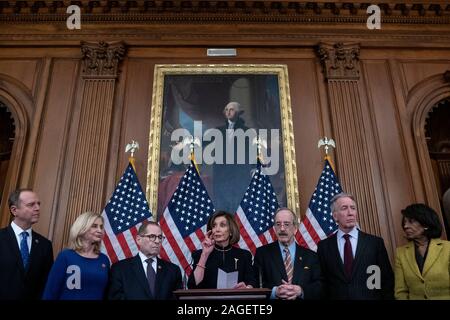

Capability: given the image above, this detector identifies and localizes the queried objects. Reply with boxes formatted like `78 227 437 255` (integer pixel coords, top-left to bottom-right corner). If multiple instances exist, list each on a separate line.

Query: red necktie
283 247 293 283
343 234 353 279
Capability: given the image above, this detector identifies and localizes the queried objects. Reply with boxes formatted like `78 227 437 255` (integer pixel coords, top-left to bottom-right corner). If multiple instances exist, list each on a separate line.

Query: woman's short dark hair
401 203 442 239
207 211 240 245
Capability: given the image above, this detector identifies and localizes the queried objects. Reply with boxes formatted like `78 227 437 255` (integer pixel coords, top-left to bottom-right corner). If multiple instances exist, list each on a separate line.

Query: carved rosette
317 42 360 80
81 41 126 77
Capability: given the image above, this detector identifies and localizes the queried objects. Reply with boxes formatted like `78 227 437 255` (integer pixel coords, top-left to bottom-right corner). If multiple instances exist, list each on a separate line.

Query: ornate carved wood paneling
62 41 125 245
0 1 449 23
317 42 381 236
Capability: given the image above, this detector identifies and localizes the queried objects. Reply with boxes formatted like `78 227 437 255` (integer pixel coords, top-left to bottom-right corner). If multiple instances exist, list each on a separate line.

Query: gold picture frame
147 64 299 220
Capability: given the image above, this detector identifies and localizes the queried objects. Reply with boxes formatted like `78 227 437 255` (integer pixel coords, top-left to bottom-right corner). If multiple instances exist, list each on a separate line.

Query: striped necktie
283 247 293 283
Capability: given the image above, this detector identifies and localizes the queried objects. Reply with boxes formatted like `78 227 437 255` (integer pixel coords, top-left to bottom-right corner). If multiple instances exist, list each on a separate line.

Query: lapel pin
158 265 162 270
299 256 302 261
101 264 106 268
35 239 39 244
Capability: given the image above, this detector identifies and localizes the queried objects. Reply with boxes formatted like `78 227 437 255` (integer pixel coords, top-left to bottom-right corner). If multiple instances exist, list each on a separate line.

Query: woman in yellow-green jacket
395 204 450 300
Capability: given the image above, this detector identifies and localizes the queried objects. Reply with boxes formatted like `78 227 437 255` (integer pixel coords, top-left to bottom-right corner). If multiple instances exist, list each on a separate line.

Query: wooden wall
0 1 449 259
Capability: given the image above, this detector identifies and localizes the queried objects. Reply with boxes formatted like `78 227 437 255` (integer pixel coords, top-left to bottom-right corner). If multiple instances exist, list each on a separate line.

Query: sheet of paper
217 268 238 289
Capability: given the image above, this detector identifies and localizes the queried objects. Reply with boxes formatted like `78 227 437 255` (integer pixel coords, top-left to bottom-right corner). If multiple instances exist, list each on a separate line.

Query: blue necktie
20 231 30 270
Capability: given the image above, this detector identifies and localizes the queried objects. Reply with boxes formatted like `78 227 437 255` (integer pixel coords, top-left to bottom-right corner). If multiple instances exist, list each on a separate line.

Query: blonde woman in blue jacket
395 204 450 300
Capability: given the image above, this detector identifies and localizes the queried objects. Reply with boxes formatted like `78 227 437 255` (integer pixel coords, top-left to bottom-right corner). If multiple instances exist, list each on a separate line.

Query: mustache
278 232 288 236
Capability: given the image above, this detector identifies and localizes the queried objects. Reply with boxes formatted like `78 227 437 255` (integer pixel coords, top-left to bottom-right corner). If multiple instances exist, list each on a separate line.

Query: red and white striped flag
295 156 343 251
158 161 215 275
101 163 153 264
236 161 279 255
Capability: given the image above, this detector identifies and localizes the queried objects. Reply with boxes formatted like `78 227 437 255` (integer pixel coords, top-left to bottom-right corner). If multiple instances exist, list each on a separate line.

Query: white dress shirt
11 221 32 253
138 251 157 277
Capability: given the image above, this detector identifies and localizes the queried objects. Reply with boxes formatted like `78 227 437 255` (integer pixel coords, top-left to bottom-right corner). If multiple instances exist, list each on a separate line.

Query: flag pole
318 136 336 170
125 140 140 171
189 136 200 174
253 135 266 165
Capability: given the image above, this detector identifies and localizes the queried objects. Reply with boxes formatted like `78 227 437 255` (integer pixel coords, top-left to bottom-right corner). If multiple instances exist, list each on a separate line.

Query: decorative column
317 43 381 236
62 41 126 245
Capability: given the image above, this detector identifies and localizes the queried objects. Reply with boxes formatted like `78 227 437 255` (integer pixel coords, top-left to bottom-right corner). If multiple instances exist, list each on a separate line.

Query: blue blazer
108 255 182 300
0 225 53 299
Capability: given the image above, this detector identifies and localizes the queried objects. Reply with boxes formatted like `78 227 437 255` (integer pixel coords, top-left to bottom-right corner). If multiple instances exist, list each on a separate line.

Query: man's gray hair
274 207 298 226
223 101 244 114
330 192 356 212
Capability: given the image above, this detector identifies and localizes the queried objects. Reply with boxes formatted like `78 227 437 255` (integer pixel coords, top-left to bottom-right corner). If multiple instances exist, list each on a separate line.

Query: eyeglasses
140 234 165 242
274 222 293 228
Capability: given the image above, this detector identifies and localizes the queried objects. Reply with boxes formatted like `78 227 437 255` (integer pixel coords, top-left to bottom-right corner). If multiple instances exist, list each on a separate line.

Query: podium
174 288 271 300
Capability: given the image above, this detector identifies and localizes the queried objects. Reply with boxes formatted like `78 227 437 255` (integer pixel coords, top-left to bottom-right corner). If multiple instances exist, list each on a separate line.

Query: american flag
295 157 343 251
159 161 215 275
101 163 152 264
236 162 279 255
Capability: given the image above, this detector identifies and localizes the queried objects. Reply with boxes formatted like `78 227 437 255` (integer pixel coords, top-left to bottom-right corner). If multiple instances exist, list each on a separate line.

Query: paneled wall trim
317 42 382 238
62 41 126 245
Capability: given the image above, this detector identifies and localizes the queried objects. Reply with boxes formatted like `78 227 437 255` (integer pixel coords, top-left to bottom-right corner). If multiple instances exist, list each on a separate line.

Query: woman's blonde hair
68 211 104 254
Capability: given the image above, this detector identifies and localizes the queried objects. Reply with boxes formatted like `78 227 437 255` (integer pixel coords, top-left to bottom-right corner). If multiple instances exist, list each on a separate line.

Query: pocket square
303 266 310 270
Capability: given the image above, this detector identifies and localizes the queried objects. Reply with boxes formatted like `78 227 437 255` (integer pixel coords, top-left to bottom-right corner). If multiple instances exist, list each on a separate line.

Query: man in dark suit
254 208 322 299
108 221 182 300
317 192 394 300
0 189 53 300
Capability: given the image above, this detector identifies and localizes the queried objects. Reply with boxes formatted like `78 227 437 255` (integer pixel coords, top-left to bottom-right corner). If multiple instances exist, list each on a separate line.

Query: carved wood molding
81 40 126 77
61 40 125 245
316 42 383 237
317 42 360 80
0 1 449 23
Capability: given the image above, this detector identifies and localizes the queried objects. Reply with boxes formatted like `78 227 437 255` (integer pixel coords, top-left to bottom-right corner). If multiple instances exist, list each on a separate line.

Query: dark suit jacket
107 255 182 300
214 118 255 212
317 230 394 300
0 225 53 300
254 242 323 299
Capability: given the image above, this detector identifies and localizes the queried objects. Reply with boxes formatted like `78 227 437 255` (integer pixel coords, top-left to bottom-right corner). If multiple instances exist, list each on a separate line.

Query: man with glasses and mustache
254 208 323 299
107 221 182 299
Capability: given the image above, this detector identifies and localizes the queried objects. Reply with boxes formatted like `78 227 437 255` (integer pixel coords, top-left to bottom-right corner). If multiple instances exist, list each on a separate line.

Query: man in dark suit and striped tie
317 192 394 300
254 208 323 299
0 189 54 300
